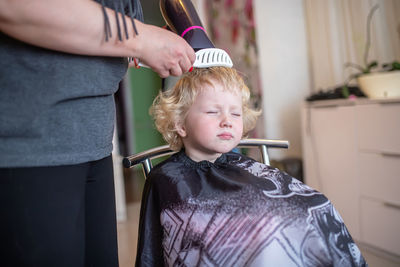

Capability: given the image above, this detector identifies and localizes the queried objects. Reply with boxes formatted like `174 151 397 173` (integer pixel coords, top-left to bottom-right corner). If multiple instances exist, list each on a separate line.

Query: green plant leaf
367 61 378 69
382 61 400 71
393 61 400 70
341 85 350 98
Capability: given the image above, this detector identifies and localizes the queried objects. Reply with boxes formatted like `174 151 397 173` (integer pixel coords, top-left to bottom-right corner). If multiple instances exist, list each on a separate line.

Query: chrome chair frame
123 138 289 178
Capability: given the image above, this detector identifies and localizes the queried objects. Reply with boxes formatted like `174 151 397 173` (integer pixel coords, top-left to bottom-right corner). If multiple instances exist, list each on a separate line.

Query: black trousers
0 156 119 267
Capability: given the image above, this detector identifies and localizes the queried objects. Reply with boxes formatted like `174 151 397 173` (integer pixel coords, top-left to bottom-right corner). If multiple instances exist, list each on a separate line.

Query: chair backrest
123 138 289 178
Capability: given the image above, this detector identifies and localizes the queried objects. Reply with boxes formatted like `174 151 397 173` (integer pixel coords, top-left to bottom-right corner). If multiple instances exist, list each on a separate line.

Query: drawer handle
384 202 400 210
381 152 400 158
378 100 400 105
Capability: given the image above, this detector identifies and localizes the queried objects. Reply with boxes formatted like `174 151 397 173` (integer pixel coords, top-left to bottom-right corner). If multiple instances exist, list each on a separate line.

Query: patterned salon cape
135 150 367 267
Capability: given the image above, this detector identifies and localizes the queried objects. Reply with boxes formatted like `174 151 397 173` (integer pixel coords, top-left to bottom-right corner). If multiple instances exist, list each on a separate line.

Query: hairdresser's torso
0 0 136 167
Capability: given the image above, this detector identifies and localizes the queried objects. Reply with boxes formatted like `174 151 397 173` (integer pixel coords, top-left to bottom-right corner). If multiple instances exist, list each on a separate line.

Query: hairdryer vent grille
193 48 233 68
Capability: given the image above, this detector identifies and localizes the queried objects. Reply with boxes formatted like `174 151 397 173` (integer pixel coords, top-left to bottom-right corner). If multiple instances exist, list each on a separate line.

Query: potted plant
343 4 400 99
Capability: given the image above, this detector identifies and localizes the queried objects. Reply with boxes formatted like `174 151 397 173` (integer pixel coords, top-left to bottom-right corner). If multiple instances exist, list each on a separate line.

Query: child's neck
184 150 222 163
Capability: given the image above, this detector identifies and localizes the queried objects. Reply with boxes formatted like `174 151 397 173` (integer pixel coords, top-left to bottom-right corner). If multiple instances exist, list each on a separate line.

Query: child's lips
218 133 233 140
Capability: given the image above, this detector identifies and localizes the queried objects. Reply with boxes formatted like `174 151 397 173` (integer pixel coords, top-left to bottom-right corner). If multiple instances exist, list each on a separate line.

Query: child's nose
220 114 232 128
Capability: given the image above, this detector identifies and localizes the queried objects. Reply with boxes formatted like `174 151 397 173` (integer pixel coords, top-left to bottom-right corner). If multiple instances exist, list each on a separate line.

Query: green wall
129 67 164 153
129 0 166 153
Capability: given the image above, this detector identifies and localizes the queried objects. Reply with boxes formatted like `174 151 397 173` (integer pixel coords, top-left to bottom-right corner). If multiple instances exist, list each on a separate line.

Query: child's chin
219 146 237 153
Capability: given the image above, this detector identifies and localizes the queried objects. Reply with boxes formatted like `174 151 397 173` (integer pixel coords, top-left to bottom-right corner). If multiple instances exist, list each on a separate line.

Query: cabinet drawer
356 103 400 154
358 152 400 205
360 197 400 256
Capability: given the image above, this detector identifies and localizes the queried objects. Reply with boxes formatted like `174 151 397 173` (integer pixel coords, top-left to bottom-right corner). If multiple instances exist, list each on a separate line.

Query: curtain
305 0 400 92
205 0 264 139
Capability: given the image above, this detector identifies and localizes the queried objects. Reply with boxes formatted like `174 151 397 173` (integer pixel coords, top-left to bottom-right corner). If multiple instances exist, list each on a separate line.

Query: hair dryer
159 0 233 68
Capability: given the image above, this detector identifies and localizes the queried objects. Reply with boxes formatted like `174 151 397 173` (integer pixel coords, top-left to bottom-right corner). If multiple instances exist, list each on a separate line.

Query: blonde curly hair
150 67 261 151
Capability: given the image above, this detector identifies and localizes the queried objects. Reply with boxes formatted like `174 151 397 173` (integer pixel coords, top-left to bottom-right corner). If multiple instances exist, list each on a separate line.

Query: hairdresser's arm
0 0 195 77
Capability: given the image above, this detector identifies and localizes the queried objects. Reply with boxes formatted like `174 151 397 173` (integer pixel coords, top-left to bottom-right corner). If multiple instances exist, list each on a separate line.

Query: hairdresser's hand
134 22 195 78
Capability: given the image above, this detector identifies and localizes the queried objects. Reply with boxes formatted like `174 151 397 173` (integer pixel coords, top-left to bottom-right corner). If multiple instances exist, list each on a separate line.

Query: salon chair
122 138 289 178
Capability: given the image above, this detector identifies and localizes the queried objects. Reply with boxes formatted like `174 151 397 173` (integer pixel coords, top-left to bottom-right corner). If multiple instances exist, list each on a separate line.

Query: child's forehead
194 84 243 106
197 80 241 95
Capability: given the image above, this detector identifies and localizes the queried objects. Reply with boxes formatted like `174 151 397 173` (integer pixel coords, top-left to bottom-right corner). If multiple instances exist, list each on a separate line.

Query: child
135 67 367 267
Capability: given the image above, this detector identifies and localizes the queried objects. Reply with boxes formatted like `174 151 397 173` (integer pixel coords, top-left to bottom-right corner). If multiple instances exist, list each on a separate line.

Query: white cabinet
301 98 400 256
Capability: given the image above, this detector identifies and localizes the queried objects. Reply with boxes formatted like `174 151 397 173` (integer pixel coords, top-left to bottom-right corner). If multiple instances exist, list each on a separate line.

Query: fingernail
133 58 141 69
189 66 193 72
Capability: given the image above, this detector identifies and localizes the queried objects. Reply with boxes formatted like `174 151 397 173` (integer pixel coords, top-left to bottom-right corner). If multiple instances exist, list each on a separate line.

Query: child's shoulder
147 151 187 180
224 151 259 165
225 151 324 198
225 151 273 174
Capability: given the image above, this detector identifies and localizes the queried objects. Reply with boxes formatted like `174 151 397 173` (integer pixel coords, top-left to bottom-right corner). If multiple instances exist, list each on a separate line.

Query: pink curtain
206 0 264 138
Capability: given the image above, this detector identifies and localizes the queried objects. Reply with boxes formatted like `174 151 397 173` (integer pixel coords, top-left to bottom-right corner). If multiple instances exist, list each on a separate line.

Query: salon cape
135 150 367 267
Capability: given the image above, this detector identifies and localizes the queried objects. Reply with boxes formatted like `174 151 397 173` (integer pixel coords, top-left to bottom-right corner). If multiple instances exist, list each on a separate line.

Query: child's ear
175 122 187 138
